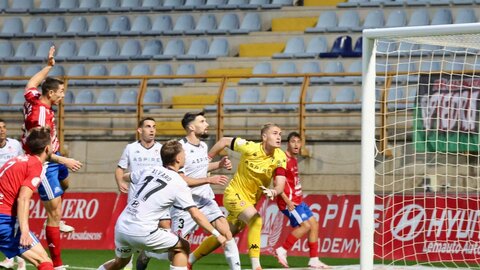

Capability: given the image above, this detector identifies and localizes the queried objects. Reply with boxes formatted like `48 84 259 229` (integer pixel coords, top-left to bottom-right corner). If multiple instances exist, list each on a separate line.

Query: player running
97 140 226 270
22 46 82 269
274 132 330 269
189 123 287 270
0 127 56 270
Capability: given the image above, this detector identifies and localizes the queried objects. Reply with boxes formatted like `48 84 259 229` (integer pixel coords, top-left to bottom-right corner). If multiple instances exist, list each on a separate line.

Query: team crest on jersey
131 200 140 208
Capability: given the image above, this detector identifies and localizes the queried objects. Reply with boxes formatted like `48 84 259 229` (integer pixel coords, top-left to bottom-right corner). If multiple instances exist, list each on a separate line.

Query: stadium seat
90 40 120 61
444 61 464 73
453 0 474 4
145 15 173 35
119 64 152 86
58 16 88 37
70 40 98 61
312 61 344 84
281 87 301 111
253 87 285 111
375 60 393 85
273 37 305 59
49 66 65 77
58 0 79 12
31 0 58 13
394 62 418 84
163 64 196 85
262 0 292 9
177 0 205 10
132 39 162 60
112 40 142 61
385 10 407 27
240 0 268 9
76 64 107 86
218 0 247 9
30 40 55 62
353 9 384 31
14 65 40 87
454 9 477 24
55 41 77 62
17 17 46 38
6 0 33 12
0 18 24 38
103 16 131 36
205 88 237 112
208 13 239 34
162 0 186 10
334 87 359 111
97 0 120 12
36 17 67 37
143 89 162 111
117 89 138 111
306 88 333 111
0 0 6 11
231 13 261 34
197 38 229 60
264 62 298 85
292 36 327 58
305 11 337 33
64 91 74 105
319 35 353 58
376 41 397 55
139 0 162 10
0 91 10 111
238 62 272 85
301 61 321 83
5 41 35 62
98 64 129 86
337 0 366 7
198 0 225 9
178 39 209 60
75 0 99 12
68 89 95 112
94 89 117 111
110 0 141 11
431 9 452 25
359 0 385 7
78 16 109 37
327 10 360 32
149 64 174 85
5 91 24 112
387 87 405 110
186 14 217 35
334 60 362 84
408 9 429 26
126 15 152 36
154 39 185 60
166 14 195 35
0 66 22 87
67 64 87 86
226 88 260 111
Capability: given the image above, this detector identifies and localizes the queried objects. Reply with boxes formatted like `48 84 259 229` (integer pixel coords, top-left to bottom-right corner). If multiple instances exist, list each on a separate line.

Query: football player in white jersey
0 119 27 270
97 140 227 270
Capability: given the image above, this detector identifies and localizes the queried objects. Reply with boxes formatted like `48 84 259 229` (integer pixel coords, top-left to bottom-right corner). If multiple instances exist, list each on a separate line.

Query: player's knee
301 220 312 231
173 237 191 255
308 218 318 230
248 214 262 229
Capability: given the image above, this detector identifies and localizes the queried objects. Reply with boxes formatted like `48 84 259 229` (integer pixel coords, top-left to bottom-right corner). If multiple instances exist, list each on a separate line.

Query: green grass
52 250 358 269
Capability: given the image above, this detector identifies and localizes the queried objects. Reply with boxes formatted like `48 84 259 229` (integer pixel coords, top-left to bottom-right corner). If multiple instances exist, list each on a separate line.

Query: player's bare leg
136 219 172 270
42 197 65 267
275 218 311 268
20 242 54 269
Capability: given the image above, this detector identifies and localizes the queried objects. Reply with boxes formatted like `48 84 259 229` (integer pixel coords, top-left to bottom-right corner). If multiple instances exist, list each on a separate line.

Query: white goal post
362 23 480 270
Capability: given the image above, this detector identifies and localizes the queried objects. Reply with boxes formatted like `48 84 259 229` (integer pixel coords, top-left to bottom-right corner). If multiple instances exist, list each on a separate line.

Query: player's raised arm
208 137 234 159
26 46 55 90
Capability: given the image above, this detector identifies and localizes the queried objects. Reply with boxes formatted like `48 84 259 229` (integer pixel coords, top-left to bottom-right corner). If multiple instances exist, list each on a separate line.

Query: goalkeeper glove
260 186 277 200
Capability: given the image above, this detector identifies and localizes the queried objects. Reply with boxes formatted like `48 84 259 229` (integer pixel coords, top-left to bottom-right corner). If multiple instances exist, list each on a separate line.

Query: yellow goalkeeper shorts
223 186 254 228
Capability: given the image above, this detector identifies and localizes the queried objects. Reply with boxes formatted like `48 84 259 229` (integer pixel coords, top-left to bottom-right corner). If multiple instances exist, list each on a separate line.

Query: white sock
16 257 25 263
251 257 261 269
188 253 197 264
3 258 13 263
224 239 241 270
145 251 169 260
125 256 133 268
97 265 107 270
169 265 187 270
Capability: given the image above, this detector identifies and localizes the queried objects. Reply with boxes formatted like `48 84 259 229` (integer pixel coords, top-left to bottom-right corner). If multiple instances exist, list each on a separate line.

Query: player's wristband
211 229 221 237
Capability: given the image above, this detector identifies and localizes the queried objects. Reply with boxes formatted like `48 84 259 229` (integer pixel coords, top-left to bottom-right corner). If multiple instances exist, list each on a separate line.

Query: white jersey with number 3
179 138 214 206
116 166 196 236
0 138 23 167
117 141 163 201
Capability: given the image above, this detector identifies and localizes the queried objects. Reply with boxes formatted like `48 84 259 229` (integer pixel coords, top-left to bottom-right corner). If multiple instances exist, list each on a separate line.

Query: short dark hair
41 77 64 96
26 127 51 155
0 118 5 124
138 117 156 128
181 111 205 130
287 131 301 142
260 123 280 137
161 140 183 166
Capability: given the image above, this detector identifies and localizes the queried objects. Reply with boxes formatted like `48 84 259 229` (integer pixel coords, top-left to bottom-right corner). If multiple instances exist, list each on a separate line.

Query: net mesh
373 35 480 269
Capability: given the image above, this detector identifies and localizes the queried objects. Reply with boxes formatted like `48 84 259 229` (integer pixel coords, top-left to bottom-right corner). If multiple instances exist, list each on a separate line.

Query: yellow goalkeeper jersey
227 137 287 204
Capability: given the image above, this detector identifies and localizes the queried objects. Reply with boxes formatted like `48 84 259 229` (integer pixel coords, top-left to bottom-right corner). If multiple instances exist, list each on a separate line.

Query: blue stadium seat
30 41 54 62
305 11 337 33
262 0 292 9
111 0 141 11
306 88 333 111
70 40 98 61
208 13 239 34
205 88 237 112
312 61 344 84
273 37 305 59
408 9 429 26
319 35 353 58
31 0 58 13
102 16 130 36
394 62 418 84
281 87 301 111
78 16 109 37
140 0 162 10
162 0 185 10
178 39 209 60
338 0 366 7
252 87 285 111
98 64 129 86
117 89 138 111
126 15 152 36
226 88 260 111
455 8 477 24
16 65 40 87
238 62 272 85
6 0 33 13
0 18 24 38
431 8 452 25
385 10 407 27
119 63 152 86
295 36 328 58
67 64 87 86
132 39 162 60
97 0 120 12
353 9 384 31
55 41 77 62
64 91 74 105
387 87 405 110
0 91 10 111
264 62 298 85
49 66 65 77
240 0 268 9
218 0 248 9
36 17 67 37
334 87 360 111
149 64 173 85
58 0 79 12
177 0 205 10
0 0 6 11
17 17 46 38
153 39 185 60
359 0 385 7
198 0 225 9
94 89 117 111
112 40 142 61
197 38 229 60
76 64 107 86
231 13 261 34
186 14 217 35
68 89 95 112
143 89 162 111
0 66 22 87
5 91 24 112
75 0 99 12
90 40 120 61
334 60 362 84
145 15 173 35
327 10 360 32
5 41 35 62
58 16 88 37
163 64 196 85
166 14 195 35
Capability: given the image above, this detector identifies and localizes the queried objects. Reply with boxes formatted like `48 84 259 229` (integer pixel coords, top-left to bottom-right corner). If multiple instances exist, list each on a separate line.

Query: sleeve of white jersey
117 144 130 169
174 177 196 210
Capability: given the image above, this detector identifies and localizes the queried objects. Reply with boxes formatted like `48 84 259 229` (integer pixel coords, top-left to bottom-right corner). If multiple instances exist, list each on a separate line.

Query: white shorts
114 228 179 258
171 199 224 238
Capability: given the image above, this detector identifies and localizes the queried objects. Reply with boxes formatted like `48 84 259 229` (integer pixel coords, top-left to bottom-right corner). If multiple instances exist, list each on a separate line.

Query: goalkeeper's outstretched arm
208 137 234 159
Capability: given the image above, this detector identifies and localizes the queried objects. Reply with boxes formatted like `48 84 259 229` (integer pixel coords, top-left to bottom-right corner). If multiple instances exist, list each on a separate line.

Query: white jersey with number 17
115 165 196 237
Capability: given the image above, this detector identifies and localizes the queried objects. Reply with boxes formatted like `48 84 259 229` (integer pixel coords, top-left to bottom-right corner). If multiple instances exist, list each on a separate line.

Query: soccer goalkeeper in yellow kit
188 123 287 270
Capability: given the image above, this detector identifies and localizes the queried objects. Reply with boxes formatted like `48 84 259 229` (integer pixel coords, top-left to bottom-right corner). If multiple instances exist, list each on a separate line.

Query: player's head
261 123 282 149
26 126 53 158
41 77 65 105
181 111 209 139
161 140 185 170
137 117 156 144
0 119 6 143
286 132 301 156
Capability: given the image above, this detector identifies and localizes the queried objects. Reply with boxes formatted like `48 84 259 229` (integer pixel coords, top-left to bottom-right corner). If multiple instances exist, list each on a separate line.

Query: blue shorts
281 202 313 228
58 163 69 182
38 152 65 201
0 214 40 258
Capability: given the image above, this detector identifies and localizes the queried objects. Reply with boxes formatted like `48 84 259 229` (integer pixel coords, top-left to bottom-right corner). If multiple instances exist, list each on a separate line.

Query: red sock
46 226 63 267
282 234 298 250
308 241 319 258
37 262 54 270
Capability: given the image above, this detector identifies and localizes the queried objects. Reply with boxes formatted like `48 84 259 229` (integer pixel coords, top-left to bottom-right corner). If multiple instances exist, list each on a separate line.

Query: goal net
361 24 480 270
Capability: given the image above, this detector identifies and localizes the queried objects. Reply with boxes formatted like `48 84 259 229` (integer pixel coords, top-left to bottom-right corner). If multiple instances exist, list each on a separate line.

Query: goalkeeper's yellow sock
247 214 262 259
190 235 221 264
